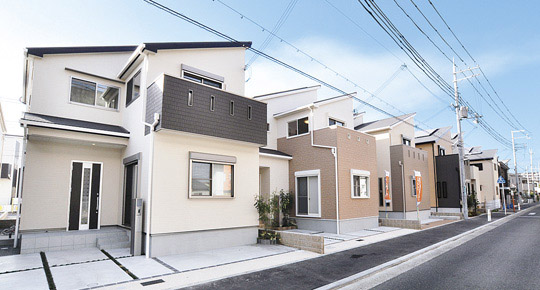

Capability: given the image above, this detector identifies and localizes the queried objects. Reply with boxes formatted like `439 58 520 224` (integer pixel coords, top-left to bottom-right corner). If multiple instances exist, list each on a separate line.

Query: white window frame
328 116 346 127
287 116 310 138
294 169 321 217
351 169 370 199
402 136 412 146
68 76 120 112
182 70 224 90
188 159 235 199
411 176 417 197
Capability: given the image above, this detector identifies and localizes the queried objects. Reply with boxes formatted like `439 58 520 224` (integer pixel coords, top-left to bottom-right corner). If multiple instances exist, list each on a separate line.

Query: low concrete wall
279 231 324 254
379 218 421 230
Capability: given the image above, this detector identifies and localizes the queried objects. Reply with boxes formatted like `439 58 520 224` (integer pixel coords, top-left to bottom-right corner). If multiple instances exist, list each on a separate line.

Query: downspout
309 108 340 234
433 143 438 212
13 124 27 248
143 113 159 258
399 161 406 217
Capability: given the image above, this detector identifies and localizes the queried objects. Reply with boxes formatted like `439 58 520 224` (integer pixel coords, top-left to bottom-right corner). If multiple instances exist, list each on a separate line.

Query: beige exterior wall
259 154 290 199
277 127 378 221
390 145 431 212
472 158 500 205
20 132 124 231
150 130 259 235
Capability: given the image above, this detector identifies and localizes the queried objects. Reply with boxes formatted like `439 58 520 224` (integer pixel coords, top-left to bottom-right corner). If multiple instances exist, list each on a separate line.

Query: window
288 117 309 137
378 178 384 206
70 78 119 109
229 101 234 115
402 137 411 146
442 181 448 198
188 90 194 106
248 105 252 120
351 173 369 198
438 145 446 156
183 72 223 89
295 170 320 216
267 123 270 132
494 164 497 171
437 182 442 198
190 161 234 197
480 185 483 191
411 176 417 197
126 71 141 106
210 96 215 111
329 118 345 127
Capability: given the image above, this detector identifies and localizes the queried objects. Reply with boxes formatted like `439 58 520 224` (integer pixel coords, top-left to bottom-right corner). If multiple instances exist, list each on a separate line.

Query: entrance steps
97 231 130 250
430 212 463 220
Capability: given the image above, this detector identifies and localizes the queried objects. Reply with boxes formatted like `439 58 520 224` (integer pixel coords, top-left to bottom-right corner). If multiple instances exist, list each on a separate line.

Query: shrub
279 190 293 227
254 195 271 228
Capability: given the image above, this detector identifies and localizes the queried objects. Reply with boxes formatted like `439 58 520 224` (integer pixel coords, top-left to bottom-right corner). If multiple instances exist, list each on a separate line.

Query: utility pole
453 59 469 220
528 149 533 196
511 130 526 195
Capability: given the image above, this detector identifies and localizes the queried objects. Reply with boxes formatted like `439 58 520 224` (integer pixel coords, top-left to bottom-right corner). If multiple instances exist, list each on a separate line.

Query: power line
143 0 460 146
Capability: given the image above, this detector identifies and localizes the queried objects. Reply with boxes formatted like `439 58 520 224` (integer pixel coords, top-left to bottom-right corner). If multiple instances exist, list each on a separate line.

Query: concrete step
98 240 130 250
429 215 461 220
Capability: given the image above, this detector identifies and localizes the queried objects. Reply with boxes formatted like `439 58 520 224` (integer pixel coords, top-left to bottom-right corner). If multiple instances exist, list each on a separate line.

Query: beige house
355 113 432 220
257 87 379 234
18 42 266 256
465 147 501 210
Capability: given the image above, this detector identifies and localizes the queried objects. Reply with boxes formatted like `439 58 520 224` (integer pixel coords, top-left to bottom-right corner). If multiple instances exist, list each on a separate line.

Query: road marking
528 213 536 215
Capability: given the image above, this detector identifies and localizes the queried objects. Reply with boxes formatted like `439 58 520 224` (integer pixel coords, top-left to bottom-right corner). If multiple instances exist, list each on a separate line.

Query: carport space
284 226 402 246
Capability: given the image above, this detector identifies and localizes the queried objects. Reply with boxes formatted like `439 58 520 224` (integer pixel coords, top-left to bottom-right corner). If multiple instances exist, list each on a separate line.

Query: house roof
21 112 130 138
253 85 320 99
272 93 354 118
354 113 416 132
466 148 498 161
26 41 252 57
259 148 292 158
415 126 452 144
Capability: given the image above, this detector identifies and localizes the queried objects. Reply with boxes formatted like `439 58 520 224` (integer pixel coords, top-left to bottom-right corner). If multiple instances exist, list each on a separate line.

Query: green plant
270 193 280 228
254 195 271 228
279 190 293 226
467 192 478 215
258 229 280 241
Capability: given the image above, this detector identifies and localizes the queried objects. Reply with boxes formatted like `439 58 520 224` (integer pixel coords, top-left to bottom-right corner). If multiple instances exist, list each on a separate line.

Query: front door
69 161 102 231
123 162 138 228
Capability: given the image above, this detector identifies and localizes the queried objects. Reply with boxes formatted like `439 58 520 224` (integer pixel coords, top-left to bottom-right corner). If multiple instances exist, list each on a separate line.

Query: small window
437 182 442 198
267 123 270 132
248 105 252 120
438 145 446 156
188 90 194 106
287 117 309 137
210 96 215 111
190 161 234 197
229 101 234 116
494 164 497 171
442 181 448 198
378 177 384 206
480 185 483 191
126 70 141 107
411 176 417 197
183 71 223 89
352 173 369 198
402 137 411 146
70 77 119 109
329 118 345 127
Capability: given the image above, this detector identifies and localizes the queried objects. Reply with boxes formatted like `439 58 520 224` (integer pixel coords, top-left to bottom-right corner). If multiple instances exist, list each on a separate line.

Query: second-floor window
183 72 223 89
288 117 309 137
126 71 141 107
329 118 345 127
70 78 119 110
402 137 411 146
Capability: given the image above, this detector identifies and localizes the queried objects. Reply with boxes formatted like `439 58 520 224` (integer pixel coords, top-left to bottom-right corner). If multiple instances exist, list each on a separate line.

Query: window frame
210 95 215 111
328 117 345 127
411 176 417 197
188 90 194 107
287 116 310 138
402 137 412 146
125 70 141 107
229 101 234 116
351 169 370 199
247 105 252 120
68 76 120 111
189 159 235 199
294 169 321 218
182 70 223 90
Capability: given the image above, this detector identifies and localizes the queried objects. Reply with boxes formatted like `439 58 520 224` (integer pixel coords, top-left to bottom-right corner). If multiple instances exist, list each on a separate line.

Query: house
355 113 431 222
415 126 463 215
18 41 266 256
465 147 501 210
498 160 511 207
257 86 379 234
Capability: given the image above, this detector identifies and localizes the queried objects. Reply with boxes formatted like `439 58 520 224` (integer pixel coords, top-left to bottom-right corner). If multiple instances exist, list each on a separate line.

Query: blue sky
0 0 538 172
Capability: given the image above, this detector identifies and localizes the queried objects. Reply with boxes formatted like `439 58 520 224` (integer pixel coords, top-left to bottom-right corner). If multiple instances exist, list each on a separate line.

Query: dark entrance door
123 162 138 228
69 161 101 231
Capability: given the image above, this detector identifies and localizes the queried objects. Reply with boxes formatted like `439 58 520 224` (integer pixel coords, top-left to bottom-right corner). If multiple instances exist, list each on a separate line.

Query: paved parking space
0 252 42 273
50 260 131 289
45 248 108 266
117 256 174 278
1 268 49 290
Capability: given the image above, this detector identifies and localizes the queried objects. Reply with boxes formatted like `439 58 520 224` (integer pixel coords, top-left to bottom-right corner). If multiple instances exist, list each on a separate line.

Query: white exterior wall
28 52 132 125
259 155 290 197
312 98 354 130
474 159 500 207
150 130 259 235
389 120 416 147
373 132 392 209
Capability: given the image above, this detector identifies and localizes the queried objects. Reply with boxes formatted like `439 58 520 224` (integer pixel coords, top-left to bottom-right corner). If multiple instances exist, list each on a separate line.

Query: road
187 207 522 290
374 205 540 290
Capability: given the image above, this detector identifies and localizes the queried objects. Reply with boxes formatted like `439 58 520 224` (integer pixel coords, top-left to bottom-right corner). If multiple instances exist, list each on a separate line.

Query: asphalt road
186 206 524 290
375 205 540 290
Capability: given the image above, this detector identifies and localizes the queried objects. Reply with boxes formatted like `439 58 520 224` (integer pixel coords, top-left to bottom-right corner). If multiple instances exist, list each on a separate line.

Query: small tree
279 190 293 227
270 193 280 228
254 195 271 228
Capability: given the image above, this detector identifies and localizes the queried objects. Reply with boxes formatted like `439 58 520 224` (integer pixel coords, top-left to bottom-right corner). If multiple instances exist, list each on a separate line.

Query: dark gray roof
22 112 129 136
27 41 252 57
259 148 292 158
254 85 320 99
415 126 452 144
355 113 415 132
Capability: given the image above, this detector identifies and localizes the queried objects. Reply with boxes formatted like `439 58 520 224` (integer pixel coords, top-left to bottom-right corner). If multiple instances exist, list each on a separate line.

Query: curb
317 203 539 290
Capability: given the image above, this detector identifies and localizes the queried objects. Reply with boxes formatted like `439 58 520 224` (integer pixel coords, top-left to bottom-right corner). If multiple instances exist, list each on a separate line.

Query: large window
70 78 119 109
183 71 223 89
288 117 309 137
295 170 320 217
126 71 141 106
351 169 370 198
190 161 234 197
329 118 345 127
